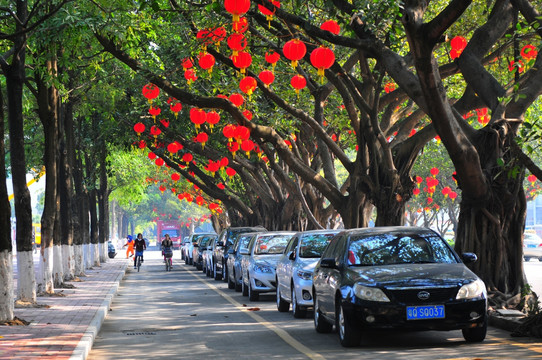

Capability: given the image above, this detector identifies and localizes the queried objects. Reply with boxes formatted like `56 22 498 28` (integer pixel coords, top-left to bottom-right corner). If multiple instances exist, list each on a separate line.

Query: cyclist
161 234 174 267
133 233 147 269
123 235 135 259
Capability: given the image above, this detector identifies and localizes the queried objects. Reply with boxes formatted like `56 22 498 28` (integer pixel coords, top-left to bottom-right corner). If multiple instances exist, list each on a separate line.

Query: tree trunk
89 186 100 267
98 143 109 263
0 84 14 321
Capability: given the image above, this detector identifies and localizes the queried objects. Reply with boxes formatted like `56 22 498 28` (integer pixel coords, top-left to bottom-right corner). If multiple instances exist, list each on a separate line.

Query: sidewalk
0 258 127 360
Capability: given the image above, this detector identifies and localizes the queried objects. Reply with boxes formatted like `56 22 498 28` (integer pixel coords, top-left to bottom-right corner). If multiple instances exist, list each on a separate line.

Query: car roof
339 226 437 238
293 229 341 237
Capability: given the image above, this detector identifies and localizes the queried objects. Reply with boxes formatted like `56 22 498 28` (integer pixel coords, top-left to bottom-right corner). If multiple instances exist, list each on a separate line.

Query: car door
315 235 341 316
281 236 299 301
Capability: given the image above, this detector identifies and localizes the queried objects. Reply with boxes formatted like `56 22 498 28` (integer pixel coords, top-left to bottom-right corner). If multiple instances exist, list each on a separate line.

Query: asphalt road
88 250 542 360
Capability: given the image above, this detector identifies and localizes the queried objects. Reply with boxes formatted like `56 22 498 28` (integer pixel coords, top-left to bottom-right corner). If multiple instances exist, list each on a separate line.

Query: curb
69 263 127 360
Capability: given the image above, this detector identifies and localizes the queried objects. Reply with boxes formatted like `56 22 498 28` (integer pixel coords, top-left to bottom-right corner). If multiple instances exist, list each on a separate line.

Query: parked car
108 241 117 259
312 226 487 347
185 233 211 265
523 232 542 261
203 236 216 276
193 234 217 270
213 226 267 282
227 232 261 291
180 237 190 261
276 229 340 318
241 231 296 301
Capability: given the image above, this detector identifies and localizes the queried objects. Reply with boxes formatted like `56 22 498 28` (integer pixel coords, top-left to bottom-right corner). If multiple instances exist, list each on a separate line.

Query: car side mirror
288 251 296 261
239 248 249 255
319 258 337 269
461 252 478 264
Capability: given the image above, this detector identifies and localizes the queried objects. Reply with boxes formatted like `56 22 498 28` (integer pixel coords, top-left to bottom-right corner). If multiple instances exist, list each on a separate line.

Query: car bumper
250 271 277 293
293 278 314 307
342 298 487 331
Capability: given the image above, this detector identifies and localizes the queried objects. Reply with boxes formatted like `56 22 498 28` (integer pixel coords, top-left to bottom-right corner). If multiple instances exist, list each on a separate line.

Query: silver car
276 230 340 318
524 232 542 261
227 232 260 291
241 232 296 301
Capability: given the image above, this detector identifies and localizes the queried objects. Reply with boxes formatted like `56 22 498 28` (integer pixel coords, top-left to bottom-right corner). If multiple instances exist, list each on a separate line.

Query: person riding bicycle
133 233 147 269
161 234 174 265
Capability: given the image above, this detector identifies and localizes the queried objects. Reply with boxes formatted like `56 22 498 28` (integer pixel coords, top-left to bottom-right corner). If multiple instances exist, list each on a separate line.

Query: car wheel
235 271 242 292
248 280 259 301
206 265 211 277
313 292 332 333
292 285 307 318
196 262 202 270
336 300 362 347
222 262 228 283
276 282 289 312
462 317 487 342
242 277 249 296
227 269 235 289
524 256 531 262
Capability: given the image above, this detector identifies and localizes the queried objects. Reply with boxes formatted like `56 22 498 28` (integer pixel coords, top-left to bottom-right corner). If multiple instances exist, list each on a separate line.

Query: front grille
387 287 458 304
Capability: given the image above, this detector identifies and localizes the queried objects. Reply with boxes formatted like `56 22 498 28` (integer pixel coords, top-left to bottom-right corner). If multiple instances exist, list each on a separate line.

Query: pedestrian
123 235 135 258
133 233 147 268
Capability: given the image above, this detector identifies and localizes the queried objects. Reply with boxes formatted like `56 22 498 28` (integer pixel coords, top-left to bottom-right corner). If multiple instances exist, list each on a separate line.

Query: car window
347 232 457 266
321 234 341 258
299 233 336 258
285 236 299 254
254 234 292 255
238 234 254 251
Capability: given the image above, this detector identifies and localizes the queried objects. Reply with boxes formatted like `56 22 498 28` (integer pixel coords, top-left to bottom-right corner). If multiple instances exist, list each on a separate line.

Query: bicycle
164 249 173 271
134 250 144 272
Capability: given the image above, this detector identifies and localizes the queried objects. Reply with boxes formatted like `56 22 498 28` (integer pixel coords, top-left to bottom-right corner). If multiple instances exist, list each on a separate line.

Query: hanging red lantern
181 58 194 70
449 191 458 201
310 46 335 81
508 59 525 73
258 0 280 25
450 36 467 59
206 160 220 174
413 188 420 196
430 167 439 177
227 33 247 57
159 185 166 193
220 157 229 169
182 153 193 163
320 20 340 35
142 83 160 103
232 51 252 74
149 106 161 120
265 50 281 72
211 27 227 48
528 174 537 184
229 93 244 107
223 124 237 142
224 0 250 23
148 152 157 160
155 158 164 167
217 183 226 190
133 122 145 136
206 111 221 131
242 109 253 121
167 97 182 118
521 44 538 60
258 70 274 87
226 167 237 178
441 186 452 197
228 141 239 157
195 132 209 149
283 39 306 68
196 195 205 206
241 139 254 157
232 16 248 33
290 74 306 95
167 142 179 155
184 68 198 85
198 52 216 74
190 108 207 130
138 140 146 149
239 76 257 96
475 108 489 125
234 125 250 144
150 125 161 137
160 119 169 128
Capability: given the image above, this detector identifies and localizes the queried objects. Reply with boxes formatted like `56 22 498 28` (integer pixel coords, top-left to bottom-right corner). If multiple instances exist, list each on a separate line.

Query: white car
227 232 261 290
524 232 542 261
276 230 339 318
240 231 296 301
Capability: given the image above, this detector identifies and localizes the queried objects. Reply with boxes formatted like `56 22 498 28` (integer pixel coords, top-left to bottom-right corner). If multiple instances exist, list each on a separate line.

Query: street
88 250 542 360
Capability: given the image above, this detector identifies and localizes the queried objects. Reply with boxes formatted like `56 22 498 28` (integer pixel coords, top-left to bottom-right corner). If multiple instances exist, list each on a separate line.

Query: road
88 250 542 360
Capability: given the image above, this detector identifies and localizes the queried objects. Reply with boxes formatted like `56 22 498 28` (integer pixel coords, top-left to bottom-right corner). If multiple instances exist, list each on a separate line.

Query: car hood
296 258 319 271
253 254 282 267
348 263 478 288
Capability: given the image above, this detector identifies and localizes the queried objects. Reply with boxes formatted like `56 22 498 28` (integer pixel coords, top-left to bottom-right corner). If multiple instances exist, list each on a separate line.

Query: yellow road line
187 269 326 360
488 334 542 354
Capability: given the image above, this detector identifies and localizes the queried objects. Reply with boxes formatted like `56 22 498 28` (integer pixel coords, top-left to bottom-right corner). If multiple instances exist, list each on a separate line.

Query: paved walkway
0 257 128 360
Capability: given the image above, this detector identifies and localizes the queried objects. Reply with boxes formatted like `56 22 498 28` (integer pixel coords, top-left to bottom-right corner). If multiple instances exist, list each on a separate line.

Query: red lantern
167 142 179 155
384 83 395 93
258 0 280 25
220 157 229 168
450 36 467 59
160 119 169 128
206 160 220 174
227 33 247 57
241 139 254 157
413 188 420 196
159 185 166 193
234 125 250 144
232 16 248 33
310 46 335 80
476 108 489 125
133 122 145 136
211 27 227 48
239 76 257 96
430 167 439 177
138 140 146 149
229 93 244 107
217 183 226 190
181 58 193 70
196 29 213 50
198 52 216 74
232 51 252 74
190 108 207 130
521 44 537 60
258 70 274 87
449 191 458 201
242 109 253 121
290 75 306 95
441 186 451 197
206 111 221 131
167 98 182 118
527 174 537 185
224 0 251 23
228 141 239 157
283 39 306 68
182 153 193 163
142 83 159 103
508 59 525 73
155 158 164 167
149 106 161 120
195 132 209 149
226 167 237 178
265 50 281 72
148 152 157 160
320 20 340 35
223 124 237 142
150 125 161 137
184 69 198 85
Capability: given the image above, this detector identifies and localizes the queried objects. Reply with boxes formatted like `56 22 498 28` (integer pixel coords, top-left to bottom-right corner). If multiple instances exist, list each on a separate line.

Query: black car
312 227 487 347
213 226 267 282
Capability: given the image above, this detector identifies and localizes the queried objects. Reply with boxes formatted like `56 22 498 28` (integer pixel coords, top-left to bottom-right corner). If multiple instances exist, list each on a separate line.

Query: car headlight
353 283 390 302
456 279 486 300
296 270 312 280
253 263 273 274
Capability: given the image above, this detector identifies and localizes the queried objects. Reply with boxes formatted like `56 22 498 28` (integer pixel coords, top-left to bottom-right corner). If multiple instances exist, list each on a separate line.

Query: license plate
407 305 445 320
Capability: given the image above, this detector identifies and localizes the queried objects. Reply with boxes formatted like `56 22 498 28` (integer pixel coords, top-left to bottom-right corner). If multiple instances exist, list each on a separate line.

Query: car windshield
348 232 457 266
199 236 213 247
299 233 336 258
254 234 291 255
